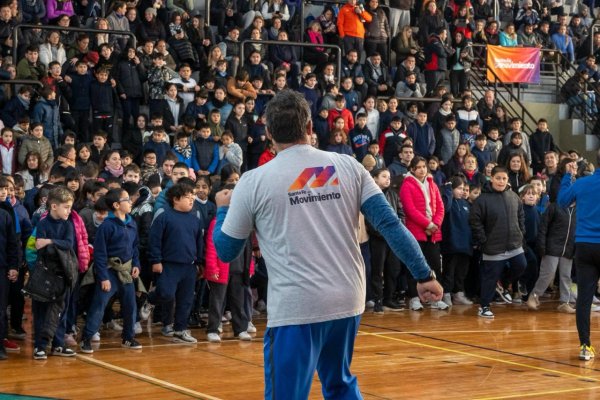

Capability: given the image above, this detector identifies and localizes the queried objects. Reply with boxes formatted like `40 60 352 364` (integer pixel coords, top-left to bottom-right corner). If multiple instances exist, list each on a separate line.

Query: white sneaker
365 300 375 309
91 332 101 342
409 297 424 311
105 320 123 332
173 330 198 343
442 293 452 307
207 333 221 343
452 292 473 305
218 323 223 334
134 322 142 334
247 321 257 333
592 305 600 312
431 300 449 310
224 311 232 321
238 331 252 341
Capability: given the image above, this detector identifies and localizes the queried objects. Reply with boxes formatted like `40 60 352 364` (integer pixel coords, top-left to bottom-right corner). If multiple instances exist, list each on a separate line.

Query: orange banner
486 46 541 84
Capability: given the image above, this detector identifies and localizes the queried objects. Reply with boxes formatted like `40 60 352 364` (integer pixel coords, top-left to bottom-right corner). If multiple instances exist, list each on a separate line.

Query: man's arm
212 206 247 262
557 172 576 208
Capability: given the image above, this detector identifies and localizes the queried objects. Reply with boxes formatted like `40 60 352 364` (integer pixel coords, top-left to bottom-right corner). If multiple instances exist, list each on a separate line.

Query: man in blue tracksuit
557 151 600 361
145 182 204 343
212 90 443 399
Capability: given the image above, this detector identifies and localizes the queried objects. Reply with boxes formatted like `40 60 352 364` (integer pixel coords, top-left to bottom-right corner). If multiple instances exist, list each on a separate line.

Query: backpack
22 247 66 302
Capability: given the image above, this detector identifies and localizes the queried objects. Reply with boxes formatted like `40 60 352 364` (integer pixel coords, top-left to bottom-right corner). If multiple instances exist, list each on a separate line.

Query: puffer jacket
114 58 146 99
469 181 525 255
366 186 405 238
537 203 576 259
399 173 444 243
365 6 389 42
32 98 63 150
204 218 254 284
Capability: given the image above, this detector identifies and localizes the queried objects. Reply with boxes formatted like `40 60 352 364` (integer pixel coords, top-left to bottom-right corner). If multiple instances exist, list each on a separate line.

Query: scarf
211 97 226 108
409 173 432 221
439 108 452 117
29 168 40 187
307 30 324 52
105 165 124 178
141 162 159 182
173 143 192 159
18 95 31 110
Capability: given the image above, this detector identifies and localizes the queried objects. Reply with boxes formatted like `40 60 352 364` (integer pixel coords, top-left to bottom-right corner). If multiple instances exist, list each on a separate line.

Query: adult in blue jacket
557 152 600 361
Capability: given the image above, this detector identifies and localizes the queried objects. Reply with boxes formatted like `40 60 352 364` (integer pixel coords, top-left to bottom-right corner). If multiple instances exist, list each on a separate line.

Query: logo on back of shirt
287 166 341 206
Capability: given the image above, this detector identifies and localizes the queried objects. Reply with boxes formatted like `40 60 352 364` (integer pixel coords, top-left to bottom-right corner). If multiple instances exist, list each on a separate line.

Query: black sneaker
0 346 7 360
495 284 512 304
373 300 384 314
383 300 405 312
33 348 47 360
121 339 142 350
188 312 201 328
51 347 76 357
80 339 94 354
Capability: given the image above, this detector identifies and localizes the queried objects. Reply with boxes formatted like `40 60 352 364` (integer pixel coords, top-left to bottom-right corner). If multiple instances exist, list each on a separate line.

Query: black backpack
22 249 66 303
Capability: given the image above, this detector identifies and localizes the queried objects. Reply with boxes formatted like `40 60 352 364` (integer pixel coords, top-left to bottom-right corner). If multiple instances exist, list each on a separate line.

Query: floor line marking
76 354 223 400
357 330 600 382
474 385 600 400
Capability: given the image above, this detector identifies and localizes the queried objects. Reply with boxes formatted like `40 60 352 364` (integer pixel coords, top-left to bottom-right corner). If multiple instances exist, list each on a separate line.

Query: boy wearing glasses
141 182 204 343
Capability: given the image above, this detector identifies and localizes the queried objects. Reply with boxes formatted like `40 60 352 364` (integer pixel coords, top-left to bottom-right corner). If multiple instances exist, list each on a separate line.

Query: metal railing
240 39 342 85
0 79 43 88
13 24 137 59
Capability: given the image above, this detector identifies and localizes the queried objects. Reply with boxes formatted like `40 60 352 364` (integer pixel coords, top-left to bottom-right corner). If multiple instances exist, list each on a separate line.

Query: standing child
142 182 204 343
18 123 54 171
90 68 119 143
514 184 541 303
367 141 385 169
441 176 473 306
90 130 110 165
194 122 220 176
80 188 142 354
143 127 172 165
0 128 16 175
171 131 200 172
529 118 558 174
218 131 243 172
30 187 78 359
367 168 405 313
204 185 254 343
527 201 576 313
326 128 353 156
471 134 493 172
349 113 372 161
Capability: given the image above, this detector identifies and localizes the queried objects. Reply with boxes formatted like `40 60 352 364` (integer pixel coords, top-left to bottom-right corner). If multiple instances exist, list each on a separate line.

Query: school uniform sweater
93 213 140 282
148 206 204 266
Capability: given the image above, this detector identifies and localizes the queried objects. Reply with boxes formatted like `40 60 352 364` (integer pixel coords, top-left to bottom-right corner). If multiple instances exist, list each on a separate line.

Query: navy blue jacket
313 116 330 149
93 213 140 282
0 208 18 270
193 136 219 173
67 72 93 111
148 206 204 266
523 204 540 246
90 79 117 114
297 86 320 117
1 96 29 128
36 214 74 251
349 126 371 161
441 184 472 255
471 146 493 172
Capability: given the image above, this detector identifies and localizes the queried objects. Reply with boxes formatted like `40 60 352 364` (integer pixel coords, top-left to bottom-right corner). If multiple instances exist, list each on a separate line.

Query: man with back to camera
212 90 443 399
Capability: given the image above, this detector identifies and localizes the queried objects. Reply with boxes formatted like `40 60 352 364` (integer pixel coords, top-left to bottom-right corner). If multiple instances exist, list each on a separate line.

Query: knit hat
362 154 376 169
83 51 99 65
145 7 157 16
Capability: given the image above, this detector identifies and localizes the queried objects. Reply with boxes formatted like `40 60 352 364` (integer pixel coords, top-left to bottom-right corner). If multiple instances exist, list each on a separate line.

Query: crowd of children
0 0 598 362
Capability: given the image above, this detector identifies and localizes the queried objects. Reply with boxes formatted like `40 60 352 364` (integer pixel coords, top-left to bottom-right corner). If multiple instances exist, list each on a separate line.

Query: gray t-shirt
222 144 381 327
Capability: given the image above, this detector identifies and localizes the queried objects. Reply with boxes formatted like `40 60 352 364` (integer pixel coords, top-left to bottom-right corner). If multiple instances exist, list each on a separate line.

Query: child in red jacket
205 213 254 343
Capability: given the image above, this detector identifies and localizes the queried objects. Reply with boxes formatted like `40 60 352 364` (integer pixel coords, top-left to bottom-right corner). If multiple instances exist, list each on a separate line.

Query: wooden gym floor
2 300 600 399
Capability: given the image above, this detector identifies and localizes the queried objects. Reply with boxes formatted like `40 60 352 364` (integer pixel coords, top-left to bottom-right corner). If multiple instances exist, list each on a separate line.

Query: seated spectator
551 24 574 68
499 23 519 46
218 26 241 75
168 26 199 70
392 26 424 68
243 29 269 69
269 30 299 80
578 55 600 81
318 6 339 46
364 52 393 97
395 71 424 98
262 0 290 24
186 14 212 67
568 14 588 50
211 0 242 37
304 20 331 69
38 31 67 68
515 0 540 30
46 0 75 23
317 63 337 95
137 7 167 43
473 0 493 22
242 15 268 41
16 45 46 80
560 69 597 117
